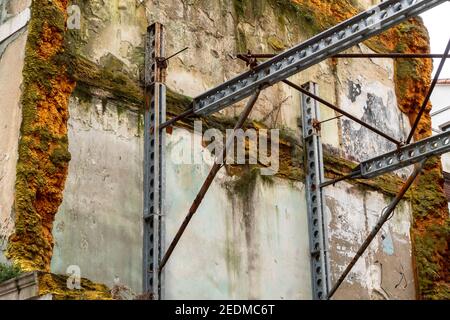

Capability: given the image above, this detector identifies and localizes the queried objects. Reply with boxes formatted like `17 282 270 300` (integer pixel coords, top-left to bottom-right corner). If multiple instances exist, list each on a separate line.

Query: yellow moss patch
38 272 112 300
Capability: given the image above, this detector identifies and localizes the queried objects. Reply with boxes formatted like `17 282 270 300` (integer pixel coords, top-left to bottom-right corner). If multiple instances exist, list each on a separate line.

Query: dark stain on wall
341 89 403 162
348 81 362 103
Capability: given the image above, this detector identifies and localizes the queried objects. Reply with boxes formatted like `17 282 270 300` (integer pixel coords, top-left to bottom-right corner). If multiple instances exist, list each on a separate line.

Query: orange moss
37 23 64 60
293 0 358 22
6 0 75 272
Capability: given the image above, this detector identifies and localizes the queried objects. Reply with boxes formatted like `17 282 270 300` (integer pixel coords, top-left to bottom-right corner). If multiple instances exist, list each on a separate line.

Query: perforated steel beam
301 82 330 300
193 0 447 116
358 130 450 179
144 22 166 299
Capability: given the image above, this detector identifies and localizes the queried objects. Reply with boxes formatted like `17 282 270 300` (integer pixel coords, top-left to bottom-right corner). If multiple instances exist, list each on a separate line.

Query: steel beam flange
360 130 450 179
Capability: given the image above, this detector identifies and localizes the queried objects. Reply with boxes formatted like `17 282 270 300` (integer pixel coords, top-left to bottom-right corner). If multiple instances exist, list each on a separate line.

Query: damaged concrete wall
42 0 422 299
325 183 415 300
0 31 28 264
0 0 31 264
164 128 312 299
51 97 144 292
1 0 448 300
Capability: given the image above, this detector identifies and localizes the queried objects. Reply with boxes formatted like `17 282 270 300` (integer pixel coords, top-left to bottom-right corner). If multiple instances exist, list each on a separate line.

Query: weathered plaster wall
44 0 424 299
325 183 415 300
4 0 31 15
164 128 312 300
51 96 143 292
0 31 28 264
2 0 446 299
336 46 411 163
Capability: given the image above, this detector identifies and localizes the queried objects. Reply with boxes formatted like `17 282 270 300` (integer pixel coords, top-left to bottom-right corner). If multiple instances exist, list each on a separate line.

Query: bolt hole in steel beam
360 130 450 179
237 53 450 60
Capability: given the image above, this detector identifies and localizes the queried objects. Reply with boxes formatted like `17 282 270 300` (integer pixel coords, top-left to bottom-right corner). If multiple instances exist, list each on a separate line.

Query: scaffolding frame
143 0 450 299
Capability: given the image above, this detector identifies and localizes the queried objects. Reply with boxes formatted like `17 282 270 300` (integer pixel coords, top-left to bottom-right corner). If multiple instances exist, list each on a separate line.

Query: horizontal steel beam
332 53 450 59
238 53 450 60
193 0 448 116
358 130 450 179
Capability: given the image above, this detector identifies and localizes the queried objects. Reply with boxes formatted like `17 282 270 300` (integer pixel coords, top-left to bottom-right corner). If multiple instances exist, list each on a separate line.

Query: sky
421 3 450 79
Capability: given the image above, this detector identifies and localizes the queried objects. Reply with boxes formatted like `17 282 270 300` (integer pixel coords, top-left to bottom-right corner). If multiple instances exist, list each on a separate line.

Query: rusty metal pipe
320 171 361 188
160 108 195 130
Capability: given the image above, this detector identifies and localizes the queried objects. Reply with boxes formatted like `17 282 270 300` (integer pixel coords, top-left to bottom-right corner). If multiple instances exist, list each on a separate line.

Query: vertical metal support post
144 22 166 299
301 82 330 300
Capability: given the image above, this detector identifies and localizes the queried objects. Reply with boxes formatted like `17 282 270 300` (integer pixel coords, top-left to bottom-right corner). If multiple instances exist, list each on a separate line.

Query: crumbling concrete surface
0 31 28 264
0 0 448 300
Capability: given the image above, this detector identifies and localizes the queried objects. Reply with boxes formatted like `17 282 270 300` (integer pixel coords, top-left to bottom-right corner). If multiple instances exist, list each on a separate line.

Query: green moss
409 157 450 299
0 263 22 283
236 29 248 53
67 54 143 105
224 164 277 223
415 221 450 299
225 165 260 199
116 104 127 117
395 58 421 100
268 0 333 36
233 0 246 18
233 0 264 20
411 158 447 218
99 53 125 73
232 0 324 53
6 0 75 271
50 146 72 167
167 89 193 114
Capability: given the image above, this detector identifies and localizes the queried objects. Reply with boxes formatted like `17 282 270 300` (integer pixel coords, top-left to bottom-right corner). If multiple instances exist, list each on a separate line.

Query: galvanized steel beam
358 130 450 179
301 82 330 300
144 22 166 299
